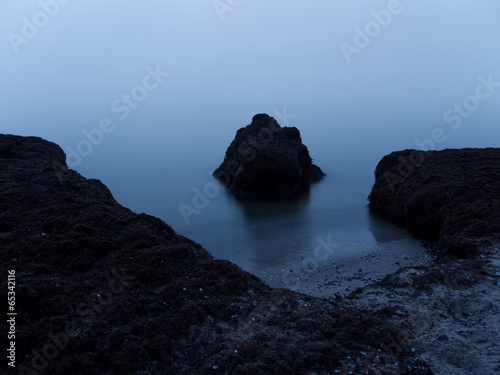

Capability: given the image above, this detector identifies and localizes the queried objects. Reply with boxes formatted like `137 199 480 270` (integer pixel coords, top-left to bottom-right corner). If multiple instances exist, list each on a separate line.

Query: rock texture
0 134 426 374
213 114 324 199
3 135 498 374
0 134 66 165
365 148 500 374
368 148 500 258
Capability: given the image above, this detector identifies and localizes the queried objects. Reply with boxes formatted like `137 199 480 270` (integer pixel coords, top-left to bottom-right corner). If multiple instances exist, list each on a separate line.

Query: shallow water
2 2 499 289
77 125 432 282
30 109 500 286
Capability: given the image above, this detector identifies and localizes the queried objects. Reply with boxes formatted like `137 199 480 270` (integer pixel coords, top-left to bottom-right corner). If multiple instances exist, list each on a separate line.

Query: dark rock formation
213 114 324 199
369 148 500 257
0 134 426 374
0 134 66 165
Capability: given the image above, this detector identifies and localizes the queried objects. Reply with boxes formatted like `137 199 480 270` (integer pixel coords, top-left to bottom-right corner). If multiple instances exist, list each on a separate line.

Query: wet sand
258 237 434 298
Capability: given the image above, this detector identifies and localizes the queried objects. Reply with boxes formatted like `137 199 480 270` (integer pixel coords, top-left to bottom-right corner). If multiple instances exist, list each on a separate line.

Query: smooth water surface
2 2 500 281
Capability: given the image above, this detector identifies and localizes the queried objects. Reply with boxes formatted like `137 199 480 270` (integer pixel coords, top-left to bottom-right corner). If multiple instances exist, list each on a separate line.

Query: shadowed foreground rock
364 148 500 374
213 114 324 199
369 148 500 257
0 134 431 374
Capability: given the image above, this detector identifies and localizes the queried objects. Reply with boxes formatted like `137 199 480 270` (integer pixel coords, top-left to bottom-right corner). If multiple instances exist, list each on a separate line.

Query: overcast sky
1 1 500 158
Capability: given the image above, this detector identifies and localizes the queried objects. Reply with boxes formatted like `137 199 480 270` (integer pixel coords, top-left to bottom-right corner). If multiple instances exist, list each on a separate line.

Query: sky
1 1 500 175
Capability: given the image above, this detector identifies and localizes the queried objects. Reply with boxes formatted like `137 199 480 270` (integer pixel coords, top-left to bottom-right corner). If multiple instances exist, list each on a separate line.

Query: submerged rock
213 114 324 199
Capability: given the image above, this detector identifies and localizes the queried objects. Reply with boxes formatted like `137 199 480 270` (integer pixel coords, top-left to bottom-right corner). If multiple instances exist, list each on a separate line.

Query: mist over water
2 1 500 276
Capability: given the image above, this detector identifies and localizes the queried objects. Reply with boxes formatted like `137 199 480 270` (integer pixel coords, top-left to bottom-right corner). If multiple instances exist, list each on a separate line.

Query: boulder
0 134 407 374
368 148 500 257
213 114 324 199
0 134 67 165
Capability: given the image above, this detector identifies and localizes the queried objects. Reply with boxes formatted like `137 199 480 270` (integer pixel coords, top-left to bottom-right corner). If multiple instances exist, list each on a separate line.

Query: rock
368 148 500 257
213 114 324 199
1 134 414 374
0 134 66 165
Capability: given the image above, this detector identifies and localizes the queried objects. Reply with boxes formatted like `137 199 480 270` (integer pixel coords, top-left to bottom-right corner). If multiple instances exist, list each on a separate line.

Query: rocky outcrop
213 114 324 199
368 148 500 257
0 134 66 165
4 135 500 374
0 134 419 375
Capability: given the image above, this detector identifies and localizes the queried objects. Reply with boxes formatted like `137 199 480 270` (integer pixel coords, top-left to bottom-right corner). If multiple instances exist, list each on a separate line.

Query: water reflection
235 188 311 217
180 175 423 277
367 209 408 243
230 190 313 271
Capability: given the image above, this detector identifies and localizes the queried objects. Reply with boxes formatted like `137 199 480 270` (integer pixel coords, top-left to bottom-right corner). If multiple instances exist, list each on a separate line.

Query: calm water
2 3 499 281
66 109 498 279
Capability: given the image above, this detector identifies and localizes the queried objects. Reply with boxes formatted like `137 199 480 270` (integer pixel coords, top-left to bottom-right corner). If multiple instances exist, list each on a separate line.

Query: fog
1 2 500 271
2 1 500 147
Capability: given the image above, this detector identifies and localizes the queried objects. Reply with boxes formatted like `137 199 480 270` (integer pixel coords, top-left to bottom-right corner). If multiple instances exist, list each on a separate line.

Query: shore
1 135 499 374
365 148 500 374
259 236 434 297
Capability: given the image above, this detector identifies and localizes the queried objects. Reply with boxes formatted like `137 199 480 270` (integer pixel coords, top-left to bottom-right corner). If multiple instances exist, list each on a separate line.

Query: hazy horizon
3 5 500 370
2 2 500 246
2 2 499 152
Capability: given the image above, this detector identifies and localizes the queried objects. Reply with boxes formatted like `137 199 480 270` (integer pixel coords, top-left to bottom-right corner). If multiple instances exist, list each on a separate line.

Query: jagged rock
368 148 500 257
0 134 66 165
0 134 408 375
213 114 324 199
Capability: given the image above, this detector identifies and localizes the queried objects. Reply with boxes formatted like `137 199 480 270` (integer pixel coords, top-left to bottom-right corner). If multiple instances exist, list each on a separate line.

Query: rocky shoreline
1 135 498 374
365 148 500 374
369 148 500 258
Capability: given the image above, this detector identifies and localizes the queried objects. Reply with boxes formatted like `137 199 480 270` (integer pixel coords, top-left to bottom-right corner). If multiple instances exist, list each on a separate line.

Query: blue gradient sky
2 1 500 272
1 1 499 175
